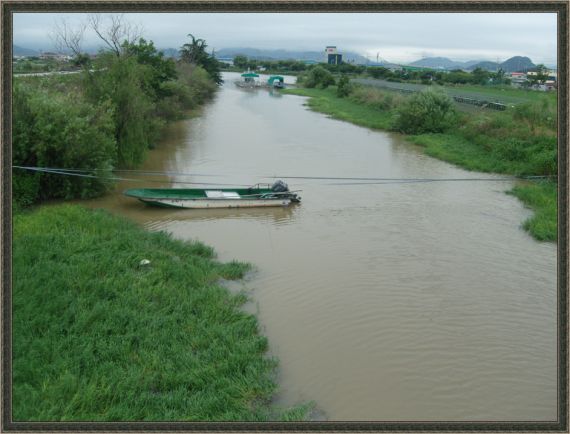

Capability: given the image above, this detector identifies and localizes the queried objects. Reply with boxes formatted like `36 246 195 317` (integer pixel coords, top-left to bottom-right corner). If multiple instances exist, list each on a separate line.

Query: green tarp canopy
241 72 260 77
268 75 284 84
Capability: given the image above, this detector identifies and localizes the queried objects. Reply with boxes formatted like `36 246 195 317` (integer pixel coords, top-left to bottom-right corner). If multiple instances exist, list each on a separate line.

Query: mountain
13 45 39 56
408 57 466 69
467 61 501 71
463 60 486 68
500 56 535 72
215 47 369 64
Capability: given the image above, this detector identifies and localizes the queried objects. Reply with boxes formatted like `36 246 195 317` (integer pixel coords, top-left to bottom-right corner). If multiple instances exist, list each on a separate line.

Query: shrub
12 82 117 202
302 66 336 89
513 97 557 130
336 74 353 98
392 89 458 134
349 86 406 111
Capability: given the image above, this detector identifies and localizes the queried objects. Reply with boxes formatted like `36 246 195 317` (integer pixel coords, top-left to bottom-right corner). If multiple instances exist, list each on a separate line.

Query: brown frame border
1 1 567 431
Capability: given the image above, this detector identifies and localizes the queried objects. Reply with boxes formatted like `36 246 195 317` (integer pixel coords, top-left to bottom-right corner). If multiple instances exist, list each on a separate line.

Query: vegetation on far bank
12 204 312 421
283 75 558 242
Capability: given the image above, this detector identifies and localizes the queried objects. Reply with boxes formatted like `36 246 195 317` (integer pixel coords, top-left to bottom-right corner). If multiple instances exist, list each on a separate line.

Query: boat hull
138 197 292 209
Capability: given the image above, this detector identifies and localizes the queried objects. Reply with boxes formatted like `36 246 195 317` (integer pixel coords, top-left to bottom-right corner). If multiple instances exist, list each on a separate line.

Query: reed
13 205 311 421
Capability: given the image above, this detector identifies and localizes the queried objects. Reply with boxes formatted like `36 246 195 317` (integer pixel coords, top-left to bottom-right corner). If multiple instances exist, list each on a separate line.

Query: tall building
325 46 342 65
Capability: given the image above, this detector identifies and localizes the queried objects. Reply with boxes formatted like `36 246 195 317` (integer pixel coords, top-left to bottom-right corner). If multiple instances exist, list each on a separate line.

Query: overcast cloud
13 12 557 64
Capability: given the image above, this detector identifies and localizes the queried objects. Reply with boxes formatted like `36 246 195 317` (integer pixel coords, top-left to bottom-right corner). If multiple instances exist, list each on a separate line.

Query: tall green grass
283 87 395 130
13 205 311 421
508 182 558 242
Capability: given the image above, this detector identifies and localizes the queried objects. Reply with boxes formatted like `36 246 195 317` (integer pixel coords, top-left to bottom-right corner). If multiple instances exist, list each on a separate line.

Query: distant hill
13 45 39 56
467 61 501 71
463 60 486 68
500 56 535 72
408 55 537 73
215 47 369 64
409 57 466 69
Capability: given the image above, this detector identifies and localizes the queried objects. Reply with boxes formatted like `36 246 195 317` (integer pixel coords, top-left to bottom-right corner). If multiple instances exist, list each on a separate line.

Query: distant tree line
228 54 517 86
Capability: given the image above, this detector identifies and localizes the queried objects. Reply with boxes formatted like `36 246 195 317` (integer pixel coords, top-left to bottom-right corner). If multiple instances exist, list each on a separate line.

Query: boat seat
205 191 240 199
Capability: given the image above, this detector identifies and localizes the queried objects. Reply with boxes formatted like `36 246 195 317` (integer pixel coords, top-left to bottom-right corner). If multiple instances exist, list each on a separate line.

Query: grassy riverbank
282 86 557 242
13 205 311 421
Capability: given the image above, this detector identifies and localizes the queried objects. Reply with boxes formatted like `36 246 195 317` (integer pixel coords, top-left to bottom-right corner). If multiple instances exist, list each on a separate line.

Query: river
79 72 557 421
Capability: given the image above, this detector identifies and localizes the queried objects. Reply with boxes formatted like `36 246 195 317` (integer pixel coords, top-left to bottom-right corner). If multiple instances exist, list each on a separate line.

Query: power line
12 166 556 186
12 166 250 187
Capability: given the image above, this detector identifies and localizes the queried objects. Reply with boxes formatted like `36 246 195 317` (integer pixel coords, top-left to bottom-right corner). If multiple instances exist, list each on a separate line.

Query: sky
13 12 558 65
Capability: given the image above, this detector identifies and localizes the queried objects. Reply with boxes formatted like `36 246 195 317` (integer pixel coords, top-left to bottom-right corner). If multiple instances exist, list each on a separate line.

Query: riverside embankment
73 72 557 421
13 205 304 421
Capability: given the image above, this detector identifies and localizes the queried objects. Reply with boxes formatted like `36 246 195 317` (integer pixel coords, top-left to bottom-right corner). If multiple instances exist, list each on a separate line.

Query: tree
303 66 336 89
123 38 177 99
471 67 490 85
528 64 549 86
337 74 352 97
88 14 143 57
393 89 458 134
179 34 222 84
52 18 85 57
491 68 508 85
233 55 248 69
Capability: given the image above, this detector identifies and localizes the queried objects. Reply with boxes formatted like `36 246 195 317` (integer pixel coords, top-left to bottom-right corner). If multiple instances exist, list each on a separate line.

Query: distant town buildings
39 52 72 61
509 69 557 91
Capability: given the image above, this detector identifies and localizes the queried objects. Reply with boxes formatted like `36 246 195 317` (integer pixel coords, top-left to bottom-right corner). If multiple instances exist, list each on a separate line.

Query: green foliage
509 181 557 241
527 64 549 86
393 89 458 134
283 87 395 130
72 53 92 68
233 55 248 69
301 66 336 89
13 172 41 208
366 66 392 80
13 205 309 421
471 67 490 85
12 82 116 203
179 34 222 85
155 64 217 120
513 96 557 130
86 53 163 168
336 74 353 98
123 38 178 100
349 85 406 111
13 33 219 205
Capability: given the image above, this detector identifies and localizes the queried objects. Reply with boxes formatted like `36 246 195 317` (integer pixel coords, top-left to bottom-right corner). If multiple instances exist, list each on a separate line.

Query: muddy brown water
78 72 557 421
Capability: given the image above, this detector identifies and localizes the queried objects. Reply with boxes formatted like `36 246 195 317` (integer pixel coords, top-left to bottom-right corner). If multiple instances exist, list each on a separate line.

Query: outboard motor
271 180 289 193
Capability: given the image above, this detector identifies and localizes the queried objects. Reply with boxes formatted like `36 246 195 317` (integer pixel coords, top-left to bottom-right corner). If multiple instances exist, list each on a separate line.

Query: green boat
124 180 301 209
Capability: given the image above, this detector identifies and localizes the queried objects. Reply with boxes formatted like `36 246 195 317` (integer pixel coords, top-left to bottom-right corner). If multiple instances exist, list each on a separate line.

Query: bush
337 74 353 98
13 172 41 208
13 82 117 202
513 97 557 130
392 89 458 134
302 66 336 89
349 86 406 111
